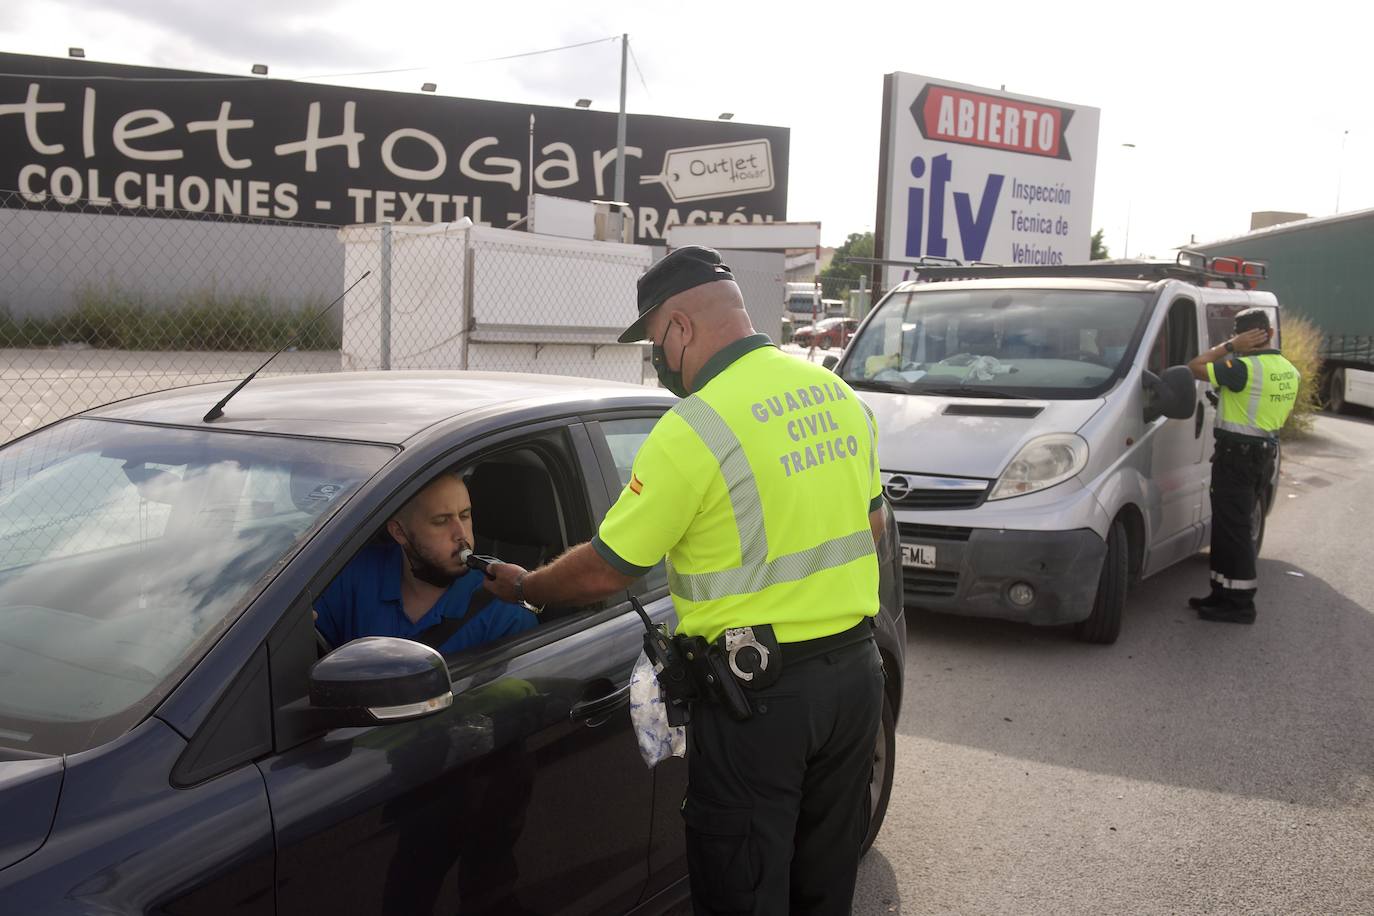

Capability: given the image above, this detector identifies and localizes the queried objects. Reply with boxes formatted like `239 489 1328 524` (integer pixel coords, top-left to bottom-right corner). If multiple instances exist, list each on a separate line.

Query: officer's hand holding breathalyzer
479 560 528 604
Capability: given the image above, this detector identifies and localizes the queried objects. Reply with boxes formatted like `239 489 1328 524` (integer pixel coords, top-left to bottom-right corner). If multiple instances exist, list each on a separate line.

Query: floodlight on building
421 82 437 92
575 98 593 108
251 63 268 76
68 47 85 59
718 112 734 121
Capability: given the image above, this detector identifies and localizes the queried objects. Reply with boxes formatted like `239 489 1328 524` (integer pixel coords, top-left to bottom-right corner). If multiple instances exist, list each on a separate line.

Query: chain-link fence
779 274 871 350
1 190 657 443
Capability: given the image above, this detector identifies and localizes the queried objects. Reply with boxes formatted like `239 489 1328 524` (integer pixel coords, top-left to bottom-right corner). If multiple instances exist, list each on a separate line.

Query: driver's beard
398 527 465 588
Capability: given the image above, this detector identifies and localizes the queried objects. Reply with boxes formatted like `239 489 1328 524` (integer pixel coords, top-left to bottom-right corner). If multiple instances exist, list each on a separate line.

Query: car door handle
569 682 632 724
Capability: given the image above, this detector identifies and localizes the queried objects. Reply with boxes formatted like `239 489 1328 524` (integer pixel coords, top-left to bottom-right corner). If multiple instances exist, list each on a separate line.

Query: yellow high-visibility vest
593 335 883 643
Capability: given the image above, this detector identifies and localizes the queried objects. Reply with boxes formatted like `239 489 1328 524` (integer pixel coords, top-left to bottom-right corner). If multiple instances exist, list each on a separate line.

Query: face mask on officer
652 315 691 398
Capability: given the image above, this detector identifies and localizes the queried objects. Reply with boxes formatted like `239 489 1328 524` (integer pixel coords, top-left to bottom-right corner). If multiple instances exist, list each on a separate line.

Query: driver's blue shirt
314 540 537 655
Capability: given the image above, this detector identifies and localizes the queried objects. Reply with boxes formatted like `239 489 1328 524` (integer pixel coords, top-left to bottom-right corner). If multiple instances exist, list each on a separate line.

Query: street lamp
719 112 734 120
68 47 85 58
421 82 437 93
575 98 592 108
1121 142 1137 258
251 63 268 76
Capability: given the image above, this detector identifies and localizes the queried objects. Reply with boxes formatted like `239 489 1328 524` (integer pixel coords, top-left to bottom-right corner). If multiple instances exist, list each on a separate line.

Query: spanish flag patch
629 474 643 495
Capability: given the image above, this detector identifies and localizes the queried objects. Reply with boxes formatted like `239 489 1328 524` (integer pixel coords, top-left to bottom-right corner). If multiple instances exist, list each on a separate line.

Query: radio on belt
629 596 696 726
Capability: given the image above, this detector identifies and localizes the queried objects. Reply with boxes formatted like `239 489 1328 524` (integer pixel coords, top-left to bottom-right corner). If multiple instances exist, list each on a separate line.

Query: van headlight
987 433 1088 501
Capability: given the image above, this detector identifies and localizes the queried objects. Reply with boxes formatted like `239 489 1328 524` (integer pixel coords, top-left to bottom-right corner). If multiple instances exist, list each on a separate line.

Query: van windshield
840 287 1152 399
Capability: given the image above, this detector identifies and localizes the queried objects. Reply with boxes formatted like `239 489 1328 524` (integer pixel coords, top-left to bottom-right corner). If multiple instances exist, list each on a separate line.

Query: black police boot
1188 590 1226 610
1198 599 1257 624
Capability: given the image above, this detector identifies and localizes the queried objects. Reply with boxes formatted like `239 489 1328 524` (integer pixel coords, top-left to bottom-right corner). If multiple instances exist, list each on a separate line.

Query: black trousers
1208 437 1275 601
683 637 884 916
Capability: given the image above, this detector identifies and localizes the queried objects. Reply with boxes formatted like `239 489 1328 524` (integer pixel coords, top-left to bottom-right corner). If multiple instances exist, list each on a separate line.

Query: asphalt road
855 411 1374 915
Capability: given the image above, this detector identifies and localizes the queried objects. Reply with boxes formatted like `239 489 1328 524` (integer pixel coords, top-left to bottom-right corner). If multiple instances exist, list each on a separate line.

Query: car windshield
840 287 1151 399
0 419 391 754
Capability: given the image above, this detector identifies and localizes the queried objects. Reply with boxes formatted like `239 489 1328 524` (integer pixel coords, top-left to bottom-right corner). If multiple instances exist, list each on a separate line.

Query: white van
785 281 821 317
831 256 1281 643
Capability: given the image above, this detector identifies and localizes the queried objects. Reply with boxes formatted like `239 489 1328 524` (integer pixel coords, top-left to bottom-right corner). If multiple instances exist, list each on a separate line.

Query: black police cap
618 245 734 343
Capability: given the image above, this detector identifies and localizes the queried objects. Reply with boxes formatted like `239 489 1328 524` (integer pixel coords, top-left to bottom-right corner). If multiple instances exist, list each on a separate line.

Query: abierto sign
875 73 1099 290
0 52 789 240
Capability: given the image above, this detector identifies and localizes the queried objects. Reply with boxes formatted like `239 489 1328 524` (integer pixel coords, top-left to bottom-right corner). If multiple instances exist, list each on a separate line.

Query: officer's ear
668 309 695 346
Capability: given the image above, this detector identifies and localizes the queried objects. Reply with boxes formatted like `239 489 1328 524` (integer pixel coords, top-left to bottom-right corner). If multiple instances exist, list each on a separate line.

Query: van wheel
1327 368 1347 414
862 693 897 855
1076 519 1127 644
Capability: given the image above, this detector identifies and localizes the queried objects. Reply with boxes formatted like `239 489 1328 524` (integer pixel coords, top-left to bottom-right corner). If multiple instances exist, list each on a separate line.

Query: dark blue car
0 371 906 915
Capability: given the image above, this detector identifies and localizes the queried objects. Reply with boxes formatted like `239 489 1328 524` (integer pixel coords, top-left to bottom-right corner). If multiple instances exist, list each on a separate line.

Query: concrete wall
0 208 344 329
721 248 786 340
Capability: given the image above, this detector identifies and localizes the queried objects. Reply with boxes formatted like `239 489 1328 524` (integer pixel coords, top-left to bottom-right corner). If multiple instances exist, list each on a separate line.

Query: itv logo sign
903 153 1003 263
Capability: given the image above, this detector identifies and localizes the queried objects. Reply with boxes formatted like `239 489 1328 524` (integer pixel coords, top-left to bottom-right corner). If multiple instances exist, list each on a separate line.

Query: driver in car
313 469 537 654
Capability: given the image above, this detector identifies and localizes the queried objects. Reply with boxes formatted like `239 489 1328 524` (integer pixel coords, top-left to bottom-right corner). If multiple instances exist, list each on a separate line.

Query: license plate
902 544 937 568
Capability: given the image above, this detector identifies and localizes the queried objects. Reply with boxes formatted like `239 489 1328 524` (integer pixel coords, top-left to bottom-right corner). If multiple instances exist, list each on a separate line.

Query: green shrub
0 286 339 351
1278 314 1324 440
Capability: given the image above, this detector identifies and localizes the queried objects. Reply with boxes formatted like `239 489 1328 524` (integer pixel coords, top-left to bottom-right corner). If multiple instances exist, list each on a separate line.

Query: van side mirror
1142 365 1197 421
822 355 839 371
309 637 453 726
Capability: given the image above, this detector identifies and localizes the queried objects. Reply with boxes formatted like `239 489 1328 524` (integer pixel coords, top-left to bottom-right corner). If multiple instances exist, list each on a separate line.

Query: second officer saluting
484 246 888 916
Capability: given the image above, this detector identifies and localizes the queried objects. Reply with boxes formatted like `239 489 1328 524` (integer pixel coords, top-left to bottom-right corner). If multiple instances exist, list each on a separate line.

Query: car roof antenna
203 271 371 423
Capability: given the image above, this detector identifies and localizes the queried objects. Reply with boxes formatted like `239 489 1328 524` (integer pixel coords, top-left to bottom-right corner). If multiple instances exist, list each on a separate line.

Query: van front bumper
900 525 1107 626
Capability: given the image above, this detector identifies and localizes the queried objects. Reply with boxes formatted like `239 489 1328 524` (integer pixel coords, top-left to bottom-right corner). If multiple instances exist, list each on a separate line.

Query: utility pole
614 33 628 204
1336 129 1349 213
1121 142 1136 258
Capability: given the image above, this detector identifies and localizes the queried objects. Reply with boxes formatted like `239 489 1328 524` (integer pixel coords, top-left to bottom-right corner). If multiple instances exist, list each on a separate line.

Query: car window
598 418 669 595
0 418 390 755
1148 298 1198 375
311 431 599 665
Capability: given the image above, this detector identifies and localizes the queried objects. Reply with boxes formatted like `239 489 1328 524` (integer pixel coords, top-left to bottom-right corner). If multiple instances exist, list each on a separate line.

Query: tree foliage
820 232 874 284
1091 229 1110 260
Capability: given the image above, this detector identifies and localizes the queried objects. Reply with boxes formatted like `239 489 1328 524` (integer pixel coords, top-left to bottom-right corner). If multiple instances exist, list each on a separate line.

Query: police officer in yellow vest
1186 308 1299 623
483 246 887 915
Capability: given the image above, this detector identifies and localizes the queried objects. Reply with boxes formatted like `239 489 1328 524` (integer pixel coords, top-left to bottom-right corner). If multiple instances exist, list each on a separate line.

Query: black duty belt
1216 436 1277 454
778 621 874 667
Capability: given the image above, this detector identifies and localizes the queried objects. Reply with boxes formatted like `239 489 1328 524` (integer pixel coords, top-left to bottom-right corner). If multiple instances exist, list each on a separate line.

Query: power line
297 36 620 80
626 36 651 99
0 35 622 85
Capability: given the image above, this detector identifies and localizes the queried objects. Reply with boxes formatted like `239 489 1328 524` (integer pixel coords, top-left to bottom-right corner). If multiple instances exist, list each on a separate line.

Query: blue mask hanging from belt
652 324 689 398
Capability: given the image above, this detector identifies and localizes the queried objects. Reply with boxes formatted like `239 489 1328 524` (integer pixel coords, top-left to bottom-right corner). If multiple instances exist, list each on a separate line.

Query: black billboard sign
0 53 789 239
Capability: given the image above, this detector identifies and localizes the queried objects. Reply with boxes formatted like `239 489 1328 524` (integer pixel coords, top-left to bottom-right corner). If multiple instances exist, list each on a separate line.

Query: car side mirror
1142 365 1197 422
309 636 453 726
822 355 839 371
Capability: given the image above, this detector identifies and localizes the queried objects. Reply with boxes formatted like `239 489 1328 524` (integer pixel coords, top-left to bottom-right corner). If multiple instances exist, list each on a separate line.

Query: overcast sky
3 0 1370 253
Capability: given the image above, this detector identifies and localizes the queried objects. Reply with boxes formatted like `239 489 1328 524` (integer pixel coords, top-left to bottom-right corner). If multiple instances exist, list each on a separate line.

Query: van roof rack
845 251 1267 289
